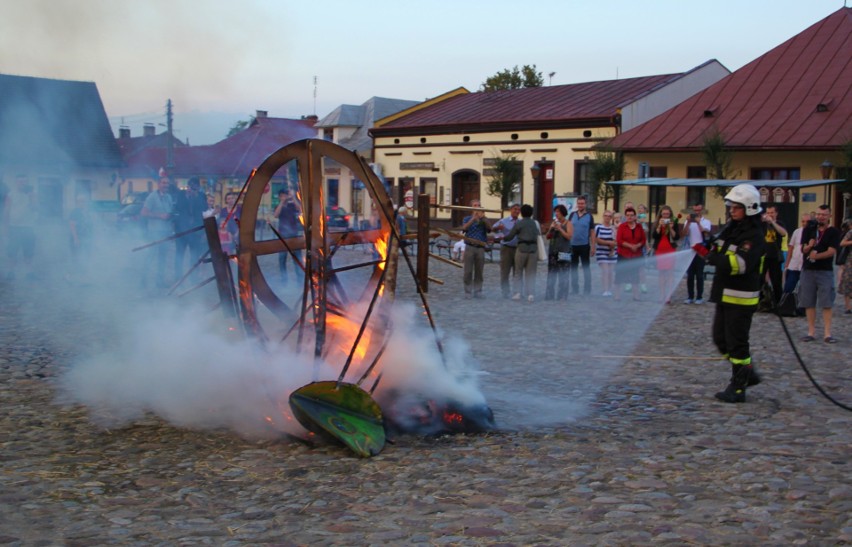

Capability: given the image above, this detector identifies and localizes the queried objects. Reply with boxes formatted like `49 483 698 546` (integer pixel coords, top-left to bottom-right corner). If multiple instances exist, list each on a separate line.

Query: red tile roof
372 74 683 135
122 116 316 178
606 7 852 152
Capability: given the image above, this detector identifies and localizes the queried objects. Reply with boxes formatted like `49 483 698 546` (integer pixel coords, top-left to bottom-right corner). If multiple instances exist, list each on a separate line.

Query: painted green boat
289 381 385 457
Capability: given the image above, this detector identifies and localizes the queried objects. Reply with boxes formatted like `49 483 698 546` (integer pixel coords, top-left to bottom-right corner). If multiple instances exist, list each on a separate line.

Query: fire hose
774 292 852 412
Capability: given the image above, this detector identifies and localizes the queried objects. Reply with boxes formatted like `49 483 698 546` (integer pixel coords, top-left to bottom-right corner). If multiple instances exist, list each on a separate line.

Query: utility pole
313 76 317 116
166 99 174 173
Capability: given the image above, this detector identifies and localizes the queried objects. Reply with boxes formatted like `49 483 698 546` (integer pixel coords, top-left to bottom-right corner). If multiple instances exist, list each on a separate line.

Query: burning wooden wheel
235 139 397 341
230 139 417 456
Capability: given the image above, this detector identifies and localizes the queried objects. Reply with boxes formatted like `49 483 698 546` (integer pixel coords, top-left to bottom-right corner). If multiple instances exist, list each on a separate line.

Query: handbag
537 234 548 261
557 251 572 262
535 221 548 261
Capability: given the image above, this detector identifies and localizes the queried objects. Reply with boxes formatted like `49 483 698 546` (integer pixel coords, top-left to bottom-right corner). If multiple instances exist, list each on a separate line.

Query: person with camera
681 203 713 304
651 205 680 303
698 184 766 403
460 199 491 299
141 170 176 288
799 205 841 343
544 204 573 300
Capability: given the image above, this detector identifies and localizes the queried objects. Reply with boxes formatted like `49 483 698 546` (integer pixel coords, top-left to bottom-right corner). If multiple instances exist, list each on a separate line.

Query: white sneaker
527 295 535 302
694 298 704 304
602 291 612 297
624 284 632 292
684 298 694 304
512 293 521 301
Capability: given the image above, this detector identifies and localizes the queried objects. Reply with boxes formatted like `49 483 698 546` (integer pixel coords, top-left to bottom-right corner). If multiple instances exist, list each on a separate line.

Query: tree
226 117 254 138
702 129 739 198
588 147 627 211
480 65 544 92
485 154 522 209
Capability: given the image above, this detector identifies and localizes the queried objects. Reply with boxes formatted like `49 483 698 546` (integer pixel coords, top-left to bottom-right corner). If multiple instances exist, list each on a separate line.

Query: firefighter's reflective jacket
708 219 766 307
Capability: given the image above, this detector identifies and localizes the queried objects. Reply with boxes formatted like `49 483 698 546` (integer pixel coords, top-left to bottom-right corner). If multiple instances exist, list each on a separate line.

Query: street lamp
530 163 541 183
529 163 541 219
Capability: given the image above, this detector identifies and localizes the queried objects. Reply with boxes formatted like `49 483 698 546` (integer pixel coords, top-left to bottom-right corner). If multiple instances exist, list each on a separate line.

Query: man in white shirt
681 203 713 304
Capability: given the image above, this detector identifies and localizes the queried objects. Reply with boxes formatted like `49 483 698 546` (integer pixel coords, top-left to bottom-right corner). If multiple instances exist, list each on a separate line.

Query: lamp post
820 160 833 207
530 163 540 218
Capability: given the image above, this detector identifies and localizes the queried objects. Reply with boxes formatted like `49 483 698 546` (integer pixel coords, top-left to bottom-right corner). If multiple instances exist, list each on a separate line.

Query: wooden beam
430 204 503 214
429 252 462 268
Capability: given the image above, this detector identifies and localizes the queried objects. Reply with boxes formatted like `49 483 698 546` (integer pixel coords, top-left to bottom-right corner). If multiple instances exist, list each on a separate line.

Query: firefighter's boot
715 364 747 403
746 365 761 387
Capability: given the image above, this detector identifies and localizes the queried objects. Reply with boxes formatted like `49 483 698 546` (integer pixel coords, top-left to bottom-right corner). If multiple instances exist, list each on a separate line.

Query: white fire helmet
724 184 762 216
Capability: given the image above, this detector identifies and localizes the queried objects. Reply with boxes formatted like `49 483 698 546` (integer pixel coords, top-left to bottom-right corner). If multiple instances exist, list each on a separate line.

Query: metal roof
606 177 846 188
318 97 419 154
374 73 684 133
606 8 852 152
122 117 316 179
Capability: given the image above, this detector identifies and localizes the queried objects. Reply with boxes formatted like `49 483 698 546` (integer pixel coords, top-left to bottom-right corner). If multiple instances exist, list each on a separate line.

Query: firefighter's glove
692 243 711 258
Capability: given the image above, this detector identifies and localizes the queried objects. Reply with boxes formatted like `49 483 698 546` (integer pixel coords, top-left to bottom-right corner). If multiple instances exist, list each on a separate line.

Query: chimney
255 110 268 119
143 123 156 137
119 126 131 139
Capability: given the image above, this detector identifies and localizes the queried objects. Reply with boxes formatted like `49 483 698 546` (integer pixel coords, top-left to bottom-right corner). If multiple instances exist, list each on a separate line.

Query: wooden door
452 170 480 226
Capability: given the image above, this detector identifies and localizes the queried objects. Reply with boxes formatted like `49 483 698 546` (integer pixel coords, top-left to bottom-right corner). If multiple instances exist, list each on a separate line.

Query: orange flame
374 237 388 271
326 313 372 362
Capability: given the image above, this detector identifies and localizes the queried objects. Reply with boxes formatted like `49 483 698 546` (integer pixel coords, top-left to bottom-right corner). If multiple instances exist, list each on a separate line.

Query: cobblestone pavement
1 251 850 546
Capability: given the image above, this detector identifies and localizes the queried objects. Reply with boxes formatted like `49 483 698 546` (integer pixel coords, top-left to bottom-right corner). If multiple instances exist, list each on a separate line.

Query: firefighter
695 184 766 403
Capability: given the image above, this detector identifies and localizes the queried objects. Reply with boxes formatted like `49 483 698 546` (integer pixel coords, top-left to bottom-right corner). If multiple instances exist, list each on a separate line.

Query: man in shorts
799 204 841 343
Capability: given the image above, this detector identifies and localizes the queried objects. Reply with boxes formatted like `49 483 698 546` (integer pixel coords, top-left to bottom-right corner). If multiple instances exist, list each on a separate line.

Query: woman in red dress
652 205 680 303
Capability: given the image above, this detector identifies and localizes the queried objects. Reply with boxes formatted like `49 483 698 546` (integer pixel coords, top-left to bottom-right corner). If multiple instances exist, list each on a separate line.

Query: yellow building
371 61 729 226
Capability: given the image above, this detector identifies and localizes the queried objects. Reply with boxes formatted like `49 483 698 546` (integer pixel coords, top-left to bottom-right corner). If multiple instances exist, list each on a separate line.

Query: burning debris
377 389 497 438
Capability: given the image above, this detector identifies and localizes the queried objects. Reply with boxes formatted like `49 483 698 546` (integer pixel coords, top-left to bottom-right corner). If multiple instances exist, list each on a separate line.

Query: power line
107 110 165 122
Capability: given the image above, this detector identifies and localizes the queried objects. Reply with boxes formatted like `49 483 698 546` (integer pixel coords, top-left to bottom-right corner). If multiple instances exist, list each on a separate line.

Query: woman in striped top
594 210 618 296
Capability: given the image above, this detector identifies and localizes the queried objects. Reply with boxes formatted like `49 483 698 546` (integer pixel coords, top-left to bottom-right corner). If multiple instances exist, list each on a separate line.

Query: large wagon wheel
232 139 411 456
235 139 398 348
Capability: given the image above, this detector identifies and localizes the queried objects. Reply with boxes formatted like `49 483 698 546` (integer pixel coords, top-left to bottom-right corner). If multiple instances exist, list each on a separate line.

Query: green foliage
226 117 254 138
589 147 627 210
480 65 544 92
485 155 522 209
701 129 739 198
